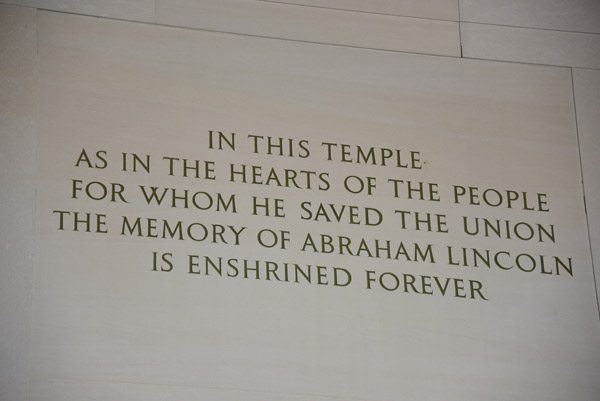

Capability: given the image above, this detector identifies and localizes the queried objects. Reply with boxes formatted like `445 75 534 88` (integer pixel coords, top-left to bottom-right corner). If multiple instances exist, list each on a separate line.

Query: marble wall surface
1 1 598 400
0 5 37 401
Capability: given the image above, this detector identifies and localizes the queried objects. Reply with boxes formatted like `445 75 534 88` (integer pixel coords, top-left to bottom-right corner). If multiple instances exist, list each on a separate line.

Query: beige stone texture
258 0 459 21
461 23 600 69
460 0 600 34
156 0 460 56
0 4 37 401
30 9 600 401
0 0 154 22
573 68 600 304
